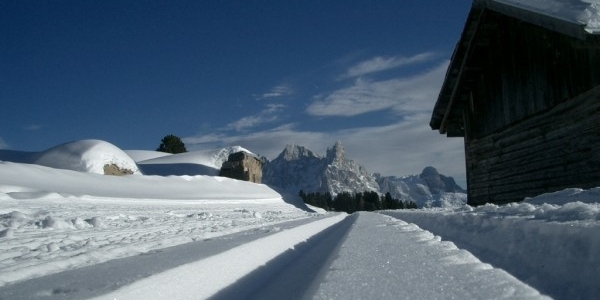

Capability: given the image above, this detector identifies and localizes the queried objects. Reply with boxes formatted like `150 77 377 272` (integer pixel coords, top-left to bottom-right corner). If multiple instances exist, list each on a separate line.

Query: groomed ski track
0 212 548 300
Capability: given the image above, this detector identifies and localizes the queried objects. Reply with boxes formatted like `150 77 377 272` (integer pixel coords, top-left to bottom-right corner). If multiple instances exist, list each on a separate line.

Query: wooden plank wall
465 86 600 205
465 11 600 141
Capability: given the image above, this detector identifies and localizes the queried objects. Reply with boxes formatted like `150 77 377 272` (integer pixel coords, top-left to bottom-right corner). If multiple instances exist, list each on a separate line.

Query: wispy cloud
23 124 43 131
307 61 448 117
226 104 285 131
342 52 436 79
184 57 465 185
0 137 7 149
257 84 294 99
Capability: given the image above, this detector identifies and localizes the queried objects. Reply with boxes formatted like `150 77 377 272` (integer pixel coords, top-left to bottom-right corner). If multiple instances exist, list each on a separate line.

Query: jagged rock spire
326 141 345 162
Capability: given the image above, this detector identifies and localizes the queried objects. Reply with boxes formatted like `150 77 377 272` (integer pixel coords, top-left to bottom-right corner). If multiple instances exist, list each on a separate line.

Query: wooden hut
431 0 600 205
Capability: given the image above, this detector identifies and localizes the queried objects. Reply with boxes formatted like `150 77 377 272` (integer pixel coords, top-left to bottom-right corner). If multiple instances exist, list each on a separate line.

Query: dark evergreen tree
299 189 416 213
157 134 187 154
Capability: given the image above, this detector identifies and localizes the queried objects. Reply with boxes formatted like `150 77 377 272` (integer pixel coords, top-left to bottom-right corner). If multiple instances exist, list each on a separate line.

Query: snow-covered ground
1 139 599 299
381 190 600 300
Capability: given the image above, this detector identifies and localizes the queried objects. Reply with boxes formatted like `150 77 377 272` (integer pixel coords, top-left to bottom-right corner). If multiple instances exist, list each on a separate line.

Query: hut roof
430 0 600 136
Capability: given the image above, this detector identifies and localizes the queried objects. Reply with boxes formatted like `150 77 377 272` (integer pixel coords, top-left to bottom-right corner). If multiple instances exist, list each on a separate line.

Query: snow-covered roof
489 0 600 36
431 0 600 135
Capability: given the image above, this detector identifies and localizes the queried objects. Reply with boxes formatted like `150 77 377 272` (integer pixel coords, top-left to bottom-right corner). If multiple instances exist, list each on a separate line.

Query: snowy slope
125 150 172 162
0 140 141 175
131 146 253 176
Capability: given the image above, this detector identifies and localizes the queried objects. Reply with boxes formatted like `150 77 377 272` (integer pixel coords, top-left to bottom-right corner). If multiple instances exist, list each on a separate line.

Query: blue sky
1 0 471 185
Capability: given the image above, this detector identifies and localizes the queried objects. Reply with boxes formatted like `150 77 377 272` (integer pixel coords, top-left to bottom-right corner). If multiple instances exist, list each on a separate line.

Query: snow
0 165 312 289
91 214 347 300
382 189 600 299
130 146 254 176
313 213 548 299
1 139 599 299
495 0 600 33
124 150 172 162
34 140 141 174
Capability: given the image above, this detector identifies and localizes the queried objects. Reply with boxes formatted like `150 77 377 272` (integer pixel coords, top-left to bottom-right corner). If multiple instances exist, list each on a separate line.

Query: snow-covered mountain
263 142 466 208
263 141 379 197
375 167 467 208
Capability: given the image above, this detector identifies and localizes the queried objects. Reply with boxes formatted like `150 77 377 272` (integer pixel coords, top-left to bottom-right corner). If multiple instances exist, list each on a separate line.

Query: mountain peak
419 166 465 194
326 141 345 161
420 166 440 178
263 141 379 197
280 144 318 161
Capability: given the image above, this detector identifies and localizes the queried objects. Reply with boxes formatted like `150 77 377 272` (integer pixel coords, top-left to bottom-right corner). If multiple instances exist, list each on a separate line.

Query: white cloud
0 137 7 149
307 61 448 117
226 104 285 132
258 84 293 99
185 58 465 186
185 116 466 187
342 52 436 79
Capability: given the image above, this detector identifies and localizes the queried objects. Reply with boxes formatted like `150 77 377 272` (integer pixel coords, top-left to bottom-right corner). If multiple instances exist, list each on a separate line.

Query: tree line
299 190 417 213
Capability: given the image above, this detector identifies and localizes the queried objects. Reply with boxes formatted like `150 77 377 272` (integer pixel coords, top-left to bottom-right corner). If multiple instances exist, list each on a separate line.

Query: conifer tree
157 134 187 154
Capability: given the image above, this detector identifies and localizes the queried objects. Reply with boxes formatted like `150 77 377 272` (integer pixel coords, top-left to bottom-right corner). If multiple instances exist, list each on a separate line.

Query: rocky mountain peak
419 166 465 194
326 141 345 162
280 144 318 161
420 166 440 178
263 141 379 197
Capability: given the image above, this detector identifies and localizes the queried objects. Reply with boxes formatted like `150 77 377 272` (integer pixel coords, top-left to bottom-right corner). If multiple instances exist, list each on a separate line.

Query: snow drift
34 139 141 175
131 146 254 176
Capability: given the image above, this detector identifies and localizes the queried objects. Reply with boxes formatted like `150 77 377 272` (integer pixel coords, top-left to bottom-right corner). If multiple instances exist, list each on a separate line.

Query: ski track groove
0 213 343 300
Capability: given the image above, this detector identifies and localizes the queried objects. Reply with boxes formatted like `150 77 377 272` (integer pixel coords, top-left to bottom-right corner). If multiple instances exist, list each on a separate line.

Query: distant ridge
262 141 467 208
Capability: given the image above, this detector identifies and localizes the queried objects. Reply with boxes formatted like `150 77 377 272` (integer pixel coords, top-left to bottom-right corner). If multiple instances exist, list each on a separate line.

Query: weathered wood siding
466 86 600 205
465 10 600 141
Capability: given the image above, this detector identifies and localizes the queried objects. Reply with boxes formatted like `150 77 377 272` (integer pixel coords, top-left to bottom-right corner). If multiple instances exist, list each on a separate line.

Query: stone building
218 151 263 183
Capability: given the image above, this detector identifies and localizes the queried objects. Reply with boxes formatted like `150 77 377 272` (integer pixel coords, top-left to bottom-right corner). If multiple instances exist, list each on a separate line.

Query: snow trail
89 213 347 300
312 212 549 299
210 214 357 299
0 215 337 300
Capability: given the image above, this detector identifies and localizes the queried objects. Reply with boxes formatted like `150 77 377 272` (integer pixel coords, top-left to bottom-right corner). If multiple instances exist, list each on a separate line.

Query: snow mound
524 187 600 205
0 161 280 200
124 150 172 162
34 140 140 175
133 146 254 176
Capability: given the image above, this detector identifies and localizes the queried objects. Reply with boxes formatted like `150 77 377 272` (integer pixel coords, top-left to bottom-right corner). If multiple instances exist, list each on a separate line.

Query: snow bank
131 146 254 176
0 161 279 201
382 189 600 300
34 140 141 174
